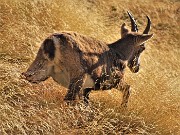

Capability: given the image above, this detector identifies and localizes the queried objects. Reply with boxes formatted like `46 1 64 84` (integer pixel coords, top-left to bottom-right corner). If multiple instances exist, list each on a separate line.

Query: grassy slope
0 0 180 134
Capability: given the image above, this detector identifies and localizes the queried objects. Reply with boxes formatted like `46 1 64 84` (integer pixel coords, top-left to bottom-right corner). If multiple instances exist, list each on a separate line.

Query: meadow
0 0 179 134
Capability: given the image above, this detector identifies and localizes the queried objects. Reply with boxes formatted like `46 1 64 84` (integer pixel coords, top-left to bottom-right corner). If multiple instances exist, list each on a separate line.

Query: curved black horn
143 16 151 34
127 11 138 32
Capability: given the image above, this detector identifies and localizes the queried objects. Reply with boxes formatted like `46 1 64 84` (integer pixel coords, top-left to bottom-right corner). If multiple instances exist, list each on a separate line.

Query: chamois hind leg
118 84 130 108
64 76 84 101
83 88 92 104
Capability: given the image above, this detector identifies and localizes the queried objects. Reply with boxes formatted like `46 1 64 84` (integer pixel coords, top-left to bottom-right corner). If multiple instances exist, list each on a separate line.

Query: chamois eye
138 45 145 53
140 45 145 50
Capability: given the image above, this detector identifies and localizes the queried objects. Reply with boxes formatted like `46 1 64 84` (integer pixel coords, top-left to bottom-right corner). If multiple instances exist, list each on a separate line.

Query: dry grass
0 0 180 134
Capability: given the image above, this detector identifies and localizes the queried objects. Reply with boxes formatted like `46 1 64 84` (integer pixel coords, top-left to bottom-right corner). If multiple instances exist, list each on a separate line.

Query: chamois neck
108 38 134 61
108 39 123 48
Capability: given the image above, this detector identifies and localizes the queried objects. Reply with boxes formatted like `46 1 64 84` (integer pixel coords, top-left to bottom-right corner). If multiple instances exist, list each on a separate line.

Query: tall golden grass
0 0 179 134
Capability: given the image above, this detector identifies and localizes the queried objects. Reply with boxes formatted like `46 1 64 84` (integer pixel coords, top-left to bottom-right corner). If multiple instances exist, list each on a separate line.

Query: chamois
22 12 153 107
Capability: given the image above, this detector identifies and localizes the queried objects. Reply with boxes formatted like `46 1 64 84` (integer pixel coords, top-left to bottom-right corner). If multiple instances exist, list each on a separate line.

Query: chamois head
125 11 152 73
109 12 152 71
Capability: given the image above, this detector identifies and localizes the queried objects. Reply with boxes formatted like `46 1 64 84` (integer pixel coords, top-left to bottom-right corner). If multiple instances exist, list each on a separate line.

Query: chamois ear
121 23 129 38
138 34 153 45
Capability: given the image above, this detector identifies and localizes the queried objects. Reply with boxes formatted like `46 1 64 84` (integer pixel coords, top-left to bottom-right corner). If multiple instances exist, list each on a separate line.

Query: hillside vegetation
0 0 179 134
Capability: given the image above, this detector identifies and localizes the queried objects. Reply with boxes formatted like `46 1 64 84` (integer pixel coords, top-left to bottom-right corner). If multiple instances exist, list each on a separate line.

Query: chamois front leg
64 76 84 101
118 83 131 108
